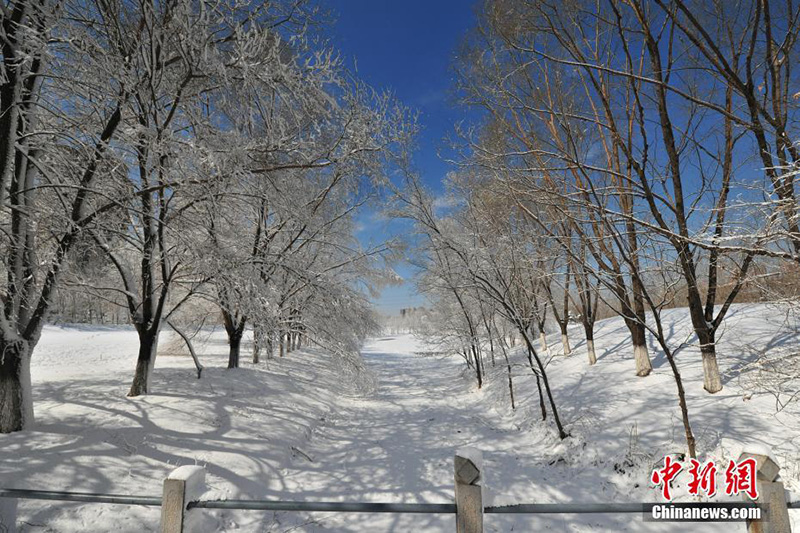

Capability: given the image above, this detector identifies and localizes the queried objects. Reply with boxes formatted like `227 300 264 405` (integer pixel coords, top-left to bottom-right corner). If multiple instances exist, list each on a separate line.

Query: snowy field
3 303 800 531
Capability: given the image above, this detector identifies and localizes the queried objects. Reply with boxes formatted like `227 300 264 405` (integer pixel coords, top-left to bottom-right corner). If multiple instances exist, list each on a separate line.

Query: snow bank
0 325 373 532
475 302 800 529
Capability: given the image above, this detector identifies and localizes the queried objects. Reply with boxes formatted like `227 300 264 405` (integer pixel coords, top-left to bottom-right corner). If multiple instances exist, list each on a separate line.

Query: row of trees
0 0 409 432
403 0 800 458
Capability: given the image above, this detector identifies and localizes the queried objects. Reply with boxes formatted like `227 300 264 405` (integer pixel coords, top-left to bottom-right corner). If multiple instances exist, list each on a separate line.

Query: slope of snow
2 303 800 531
0 326 372 532
475 302 800 530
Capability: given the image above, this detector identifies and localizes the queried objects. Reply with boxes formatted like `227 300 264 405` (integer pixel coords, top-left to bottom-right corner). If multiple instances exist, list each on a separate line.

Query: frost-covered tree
1 0 151 431
79 0 322 397
196 71 409 368
0 0 410 430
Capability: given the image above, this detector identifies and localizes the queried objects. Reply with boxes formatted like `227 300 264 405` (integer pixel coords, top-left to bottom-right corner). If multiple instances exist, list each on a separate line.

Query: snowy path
268 335 680 532
282 336 505 494
273 334 506 531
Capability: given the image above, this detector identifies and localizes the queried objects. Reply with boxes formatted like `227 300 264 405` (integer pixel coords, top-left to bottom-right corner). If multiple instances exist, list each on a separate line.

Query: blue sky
328 1 478 314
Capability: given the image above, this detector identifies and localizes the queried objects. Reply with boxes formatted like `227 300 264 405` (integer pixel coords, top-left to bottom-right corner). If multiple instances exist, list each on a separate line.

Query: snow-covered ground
3 303 800 531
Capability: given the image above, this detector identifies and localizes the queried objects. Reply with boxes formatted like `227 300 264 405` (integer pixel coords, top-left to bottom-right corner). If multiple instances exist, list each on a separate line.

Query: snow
167 465 206 483
167 465 206 502
456 447 484 473
740 443 775 459
2 303 800 531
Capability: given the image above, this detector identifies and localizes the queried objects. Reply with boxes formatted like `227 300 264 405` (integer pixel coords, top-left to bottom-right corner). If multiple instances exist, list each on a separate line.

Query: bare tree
399 172 569 439
452 0 776 393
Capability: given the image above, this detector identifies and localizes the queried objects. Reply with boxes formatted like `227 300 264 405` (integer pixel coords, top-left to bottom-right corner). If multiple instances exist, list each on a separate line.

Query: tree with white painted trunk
453 0 777 392
541 259 572 356
570 245 601 366
452 4 655 379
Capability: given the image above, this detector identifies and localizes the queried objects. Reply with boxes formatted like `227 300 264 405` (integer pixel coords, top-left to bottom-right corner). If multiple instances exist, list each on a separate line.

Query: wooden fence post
739 451 791 533
454 449 483 533
160 465 206 533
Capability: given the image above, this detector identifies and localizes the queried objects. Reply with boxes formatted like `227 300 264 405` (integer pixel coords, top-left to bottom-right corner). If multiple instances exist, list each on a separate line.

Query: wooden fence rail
0 449 794 533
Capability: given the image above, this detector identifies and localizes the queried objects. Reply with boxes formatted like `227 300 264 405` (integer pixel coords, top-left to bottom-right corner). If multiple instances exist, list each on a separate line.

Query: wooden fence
0 450 794 533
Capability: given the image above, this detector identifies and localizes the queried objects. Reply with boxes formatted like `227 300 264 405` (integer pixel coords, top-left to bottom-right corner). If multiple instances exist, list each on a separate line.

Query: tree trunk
634 343 651 377
584 324 597 365
504 358 515 410
701 344 722 394
560 330 571 356
507 363 515 410
587 339 596 365
630 321 652 377
266 333 274 359
498 336 515 410
534 371 547 421
692 324 722 393
128 329 160 397
523 341 565 437
472 344 483 389
0 339 33 433
279 331 285 357
167 320 202 379
252 328 261 364
538 331 548 354
228 331 242 369
660 342 697 459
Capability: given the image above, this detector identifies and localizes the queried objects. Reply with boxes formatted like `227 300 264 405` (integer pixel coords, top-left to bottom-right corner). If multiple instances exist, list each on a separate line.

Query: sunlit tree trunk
585 324 597 366
129 327 161 396
0 339 33 433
